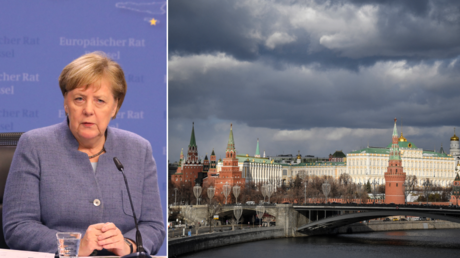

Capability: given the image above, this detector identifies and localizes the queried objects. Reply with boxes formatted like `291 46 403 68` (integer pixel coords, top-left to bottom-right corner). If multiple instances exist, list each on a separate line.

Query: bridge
175 203 460 237
294 204 460 232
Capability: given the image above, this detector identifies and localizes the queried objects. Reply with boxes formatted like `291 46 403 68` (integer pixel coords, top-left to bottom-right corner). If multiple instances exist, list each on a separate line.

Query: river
179 229 460 258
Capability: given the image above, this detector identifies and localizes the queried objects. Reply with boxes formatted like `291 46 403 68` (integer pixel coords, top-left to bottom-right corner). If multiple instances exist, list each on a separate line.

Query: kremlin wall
170 119 460 205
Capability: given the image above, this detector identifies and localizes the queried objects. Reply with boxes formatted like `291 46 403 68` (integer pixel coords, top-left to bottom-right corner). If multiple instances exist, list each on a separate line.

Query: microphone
113 157 152 258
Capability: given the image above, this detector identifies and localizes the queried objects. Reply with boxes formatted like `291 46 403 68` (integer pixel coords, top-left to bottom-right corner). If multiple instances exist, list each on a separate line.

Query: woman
2 52 165 256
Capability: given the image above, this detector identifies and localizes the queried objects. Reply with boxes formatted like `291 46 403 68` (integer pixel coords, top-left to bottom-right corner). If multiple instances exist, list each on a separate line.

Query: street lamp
223 182 231 205
233 185 241 204
207 186 215 201
265 184 274 204
233 205 243 230
261 184 267 203
193 183 202 205
256 205 265 227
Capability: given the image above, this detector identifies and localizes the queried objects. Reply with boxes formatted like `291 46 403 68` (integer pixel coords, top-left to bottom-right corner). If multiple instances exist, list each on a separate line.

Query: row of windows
349 158 453 168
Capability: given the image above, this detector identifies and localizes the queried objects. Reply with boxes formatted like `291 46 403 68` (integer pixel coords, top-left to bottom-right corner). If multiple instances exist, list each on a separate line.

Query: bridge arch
297 210 460 232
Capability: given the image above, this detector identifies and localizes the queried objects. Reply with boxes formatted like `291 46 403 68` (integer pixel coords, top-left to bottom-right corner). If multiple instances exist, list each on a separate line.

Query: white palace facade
212 129 460 187
346 131 458 187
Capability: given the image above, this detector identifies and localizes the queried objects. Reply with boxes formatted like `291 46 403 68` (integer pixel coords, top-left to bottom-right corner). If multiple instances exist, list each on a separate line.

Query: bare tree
339 173 352 186
422 178 433 201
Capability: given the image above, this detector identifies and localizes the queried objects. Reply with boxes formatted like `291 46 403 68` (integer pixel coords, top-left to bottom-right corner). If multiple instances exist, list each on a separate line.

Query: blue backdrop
0 1 167 255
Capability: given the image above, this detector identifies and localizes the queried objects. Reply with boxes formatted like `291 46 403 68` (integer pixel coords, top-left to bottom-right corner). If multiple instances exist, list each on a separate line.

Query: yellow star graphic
150 18 157 26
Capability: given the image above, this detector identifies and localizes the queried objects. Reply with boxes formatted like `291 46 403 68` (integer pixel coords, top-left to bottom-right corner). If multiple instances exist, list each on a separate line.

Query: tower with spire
384 118 406 204
171 122 204 186
186 122 199 164
208 149 217 175
213 124 244 203
255 138 261 158
202 153 210 175
179 148 184 167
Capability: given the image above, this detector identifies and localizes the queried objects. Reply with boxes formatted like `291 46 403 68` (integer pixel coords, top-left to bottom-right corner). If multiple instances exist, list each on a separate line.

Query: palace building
346 124 457 187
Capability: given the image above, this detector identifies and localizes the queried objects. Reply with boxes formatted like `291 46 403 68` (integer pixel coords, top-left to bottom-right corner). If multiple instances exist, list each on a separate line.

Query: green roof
332 150 346 158
255 139 260 156
237 155 270 164
350 147 390 154
350 146 451 158
279 161 346 167
422 150 450 158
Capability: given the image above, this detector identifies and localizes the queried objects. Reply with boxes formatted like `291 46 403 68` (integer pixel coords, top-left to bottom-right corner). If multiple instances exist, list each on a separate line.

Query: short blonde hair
59 52 127 118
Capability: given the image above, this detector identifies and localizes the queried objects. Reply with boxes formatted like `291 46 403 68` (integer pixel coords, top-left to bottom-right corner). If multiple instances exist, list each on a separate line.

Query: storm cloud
169 0 460 160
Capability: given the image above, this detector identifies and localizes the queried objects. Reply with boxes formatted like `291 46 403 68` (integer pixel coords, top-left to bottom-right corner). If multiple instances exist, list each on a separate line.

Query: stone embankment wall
168 227 284 257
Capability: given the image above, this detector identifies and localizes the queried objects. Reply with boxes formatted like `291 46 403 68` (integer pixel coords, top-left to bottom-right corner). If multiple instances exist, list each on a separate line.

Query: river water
179 229 460 258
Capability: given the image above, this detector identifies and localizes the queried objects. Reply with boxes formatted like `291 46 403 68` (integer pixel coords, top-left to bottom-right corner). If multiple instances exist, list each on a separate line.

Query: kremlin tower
208 149 217 177
203 154 210 173
209 124 244 203
171 122 203 186
384 118 406 204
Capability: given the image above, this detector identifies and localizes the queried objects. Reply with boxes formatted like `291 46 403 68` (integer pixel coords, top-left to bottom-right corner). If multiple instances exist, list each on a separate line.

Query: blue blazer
2 121 165 255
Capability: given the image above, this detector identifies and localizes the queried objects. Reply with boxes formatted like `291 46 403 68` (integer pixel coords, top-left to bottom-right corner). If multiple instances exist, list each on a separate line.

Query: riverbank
169 221 460 257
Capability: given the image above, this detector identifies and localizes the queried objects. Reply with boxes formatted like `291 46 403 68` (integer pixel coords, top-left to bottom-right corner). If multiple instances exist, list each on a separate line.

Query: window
283 170 287 175
396 183 398 187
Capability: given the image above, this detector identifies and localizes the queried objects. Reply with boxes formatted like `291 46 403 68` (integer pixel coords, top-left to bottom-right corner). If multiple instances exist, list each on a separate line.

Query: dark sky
168 0 460 161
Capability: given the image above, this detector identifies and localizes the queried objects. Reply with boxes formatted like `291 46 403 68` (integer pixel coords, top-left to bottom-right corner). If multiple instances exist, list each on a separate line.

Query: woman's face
64 77 118 145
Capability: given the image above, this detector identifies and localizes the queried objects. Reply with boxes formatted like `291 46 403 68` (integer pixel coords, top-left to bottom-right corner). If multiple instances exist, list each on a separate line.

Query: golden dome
399 132 407 142
451 129 459 141
452 134 459 141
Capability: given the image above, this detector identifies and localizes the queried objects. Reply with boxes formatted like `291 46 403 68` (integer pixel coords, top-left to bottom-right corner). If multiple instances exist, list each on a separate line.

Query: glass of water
56 232 81 258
